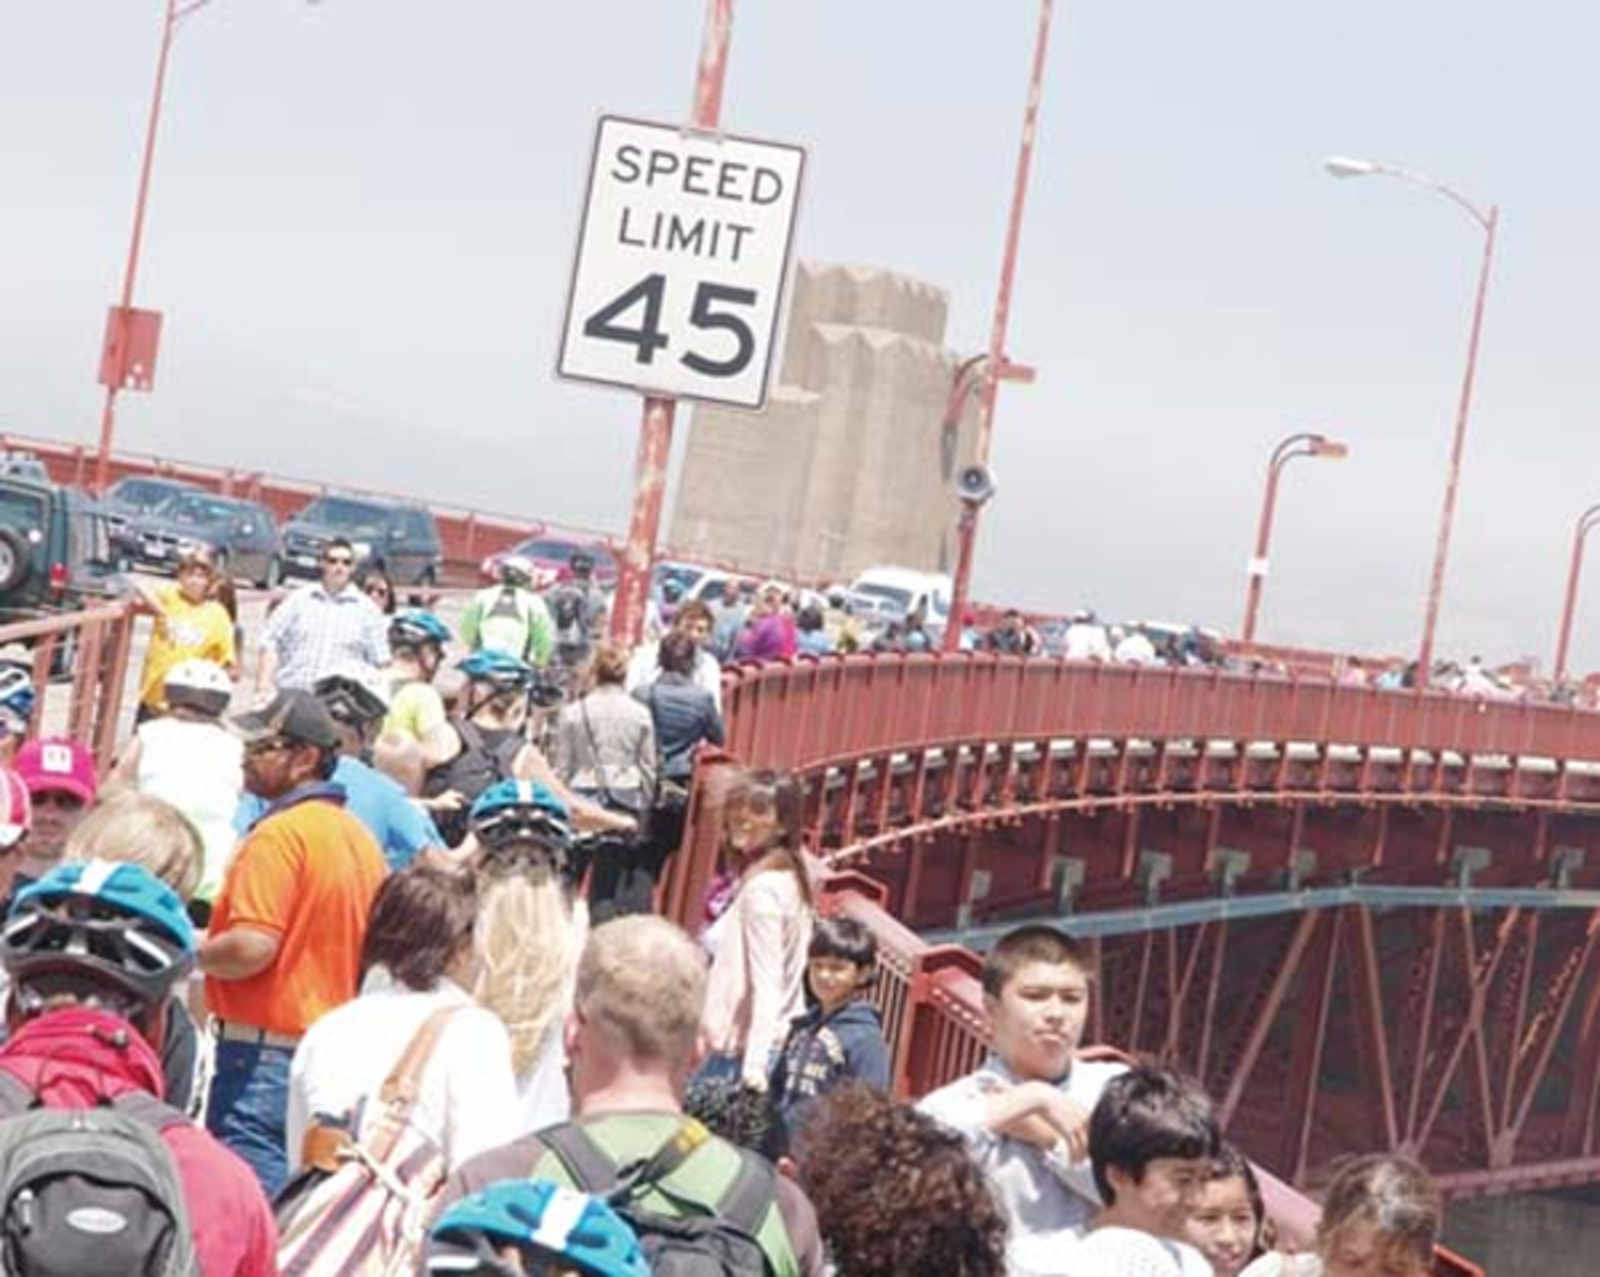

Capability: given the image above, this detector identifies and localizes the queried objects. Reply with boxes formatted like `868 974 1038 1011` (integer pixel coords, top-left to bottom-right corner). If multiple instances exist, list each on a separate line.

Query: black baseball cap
231 689 340 749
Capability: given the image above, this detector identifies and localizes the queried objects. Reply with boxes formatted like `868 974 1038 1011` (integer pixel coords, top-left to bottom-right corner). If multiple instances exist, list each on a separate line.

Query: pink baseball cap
13 737 97 805
0 767 29 848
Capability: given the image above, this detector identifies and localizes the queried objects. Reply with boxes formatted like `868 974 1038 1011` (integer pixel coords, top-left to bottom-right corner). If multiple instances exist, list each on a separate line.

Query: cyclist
462 555 554 667
427 1178 648 1277
424 652 631 848
0 860 277 1275
548 550 608 676
382 609 456 768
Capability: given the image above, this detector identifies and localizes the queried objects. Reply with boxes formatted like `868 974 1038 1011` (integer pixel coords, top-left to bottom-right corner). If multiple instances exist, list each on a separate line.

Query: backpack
479 587 533 660
275 1007 460 1277
0 1069 199 1277
421 720 524 846
540 1118 777 1277
551 588 585 644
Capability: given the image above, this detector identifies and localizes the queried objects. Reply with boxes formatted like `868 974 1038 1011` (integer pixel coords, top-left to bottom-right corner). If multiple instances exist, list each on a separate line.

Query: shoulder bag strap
539 1121 620 1193
716 1147 778 1236
579 695 622 810
0 1069 34 1119
369 1005 461 1160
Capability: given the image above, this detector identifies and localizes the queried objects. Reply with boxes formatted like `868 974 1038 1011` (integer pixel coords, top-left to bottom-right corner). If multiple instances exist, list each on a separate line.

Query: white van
848 566 952 629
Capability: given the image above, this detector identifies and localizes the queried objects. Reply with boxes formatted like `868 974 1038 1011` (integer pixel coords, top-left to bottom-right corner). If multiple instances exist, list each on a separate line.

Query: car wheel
420 564 437 588
210 549 230 581
0 529 30 593
257 556 280 590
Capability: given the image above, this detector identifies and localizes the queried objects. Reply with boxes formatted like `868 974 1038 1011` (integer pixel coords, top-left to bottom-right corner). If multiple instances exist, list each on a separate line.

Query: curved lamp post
1325 155 1497 680
1240 431 1349 644
1553 504 1600 683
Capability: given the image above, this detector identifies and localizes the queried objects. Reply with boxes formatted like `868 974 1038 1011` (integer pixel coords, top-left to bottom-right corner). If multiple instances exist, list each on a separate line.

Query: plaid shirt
262 582 390 690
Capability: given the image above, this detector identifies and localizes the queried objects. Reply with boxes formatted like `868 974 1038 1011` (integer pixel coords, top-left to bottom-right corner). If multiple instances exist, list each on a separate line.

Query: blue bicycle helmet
0 663 36 724
390 609 452 650
4 861 196 1010
457 650 537 693
427 1179 649 1277
470 780 572 849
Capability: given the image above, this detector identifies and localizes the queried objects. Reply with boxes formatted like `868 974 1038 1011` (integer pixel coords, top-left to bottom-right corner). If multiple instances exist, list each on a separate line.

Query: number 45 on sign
558 115 806 410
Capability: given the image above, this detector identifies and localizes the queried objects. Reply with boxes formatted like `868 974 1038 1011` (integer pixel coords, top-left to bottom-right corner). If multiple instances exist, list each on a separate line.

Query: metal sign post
569 0 804 648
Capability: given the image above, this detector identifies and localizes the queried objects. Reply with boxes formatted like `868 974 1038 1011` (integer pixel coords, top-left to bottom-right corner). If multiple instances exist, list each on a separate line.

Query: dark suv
124 491 281 587
279 495 442 585
0 476 116 624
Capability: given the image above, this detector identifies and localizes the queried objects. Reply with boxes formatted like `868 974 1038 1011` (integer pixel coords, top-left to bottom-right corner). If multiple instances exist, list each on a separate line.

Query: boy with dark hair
1071 1065 1220 1275
919 923 1126 1276
768 915 891 1154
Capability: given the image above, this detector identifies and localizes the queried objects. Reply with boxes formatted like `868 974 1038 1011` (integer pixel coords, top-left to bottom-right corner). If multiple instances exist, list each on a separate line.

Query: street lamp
1553 503 1600 684
1240 431 1349 644
1324 155 1498 680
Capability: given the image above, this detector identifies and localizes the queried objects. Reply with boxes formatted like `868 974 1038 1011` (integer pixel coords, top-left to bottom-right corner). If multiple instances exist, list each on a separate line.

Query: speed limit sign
557 115 806 409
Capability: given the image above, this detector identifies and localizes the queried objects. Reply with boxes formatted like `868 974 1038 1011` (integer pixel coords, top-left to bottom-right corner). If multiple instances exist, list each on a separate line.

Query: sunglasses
323 555 355 567
365 582 391 596
31 791 85 812
243 736 292 758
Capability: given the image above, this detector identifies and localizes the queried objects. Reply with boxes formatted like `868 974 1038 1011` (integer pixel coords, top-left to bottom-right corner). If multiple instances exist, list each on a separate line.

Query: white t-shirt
918 1055 1129 1276
1114 631 1159 665
135 717 243 900
1065 623 1113 662
624 640 723 711
1240 1256 1320 1277
1070 1227 1214 1275
287 968 517 1175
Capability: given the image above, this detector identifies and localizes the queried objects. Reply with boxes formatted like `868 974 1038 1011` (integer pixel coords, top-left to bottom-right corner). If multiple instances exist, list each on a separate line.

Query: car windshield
111 479 186 511
853 583 913 612
654 563 704 593
162 494 241 524
0 486 46 532
299 498 387 533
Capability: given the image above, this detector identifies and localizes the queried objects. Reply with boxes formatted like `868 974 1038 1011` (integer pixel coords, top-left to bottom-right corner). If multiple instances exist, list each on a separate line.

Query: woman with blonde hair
699 768 814 1091
465 779 589 1132
60 791 207 1114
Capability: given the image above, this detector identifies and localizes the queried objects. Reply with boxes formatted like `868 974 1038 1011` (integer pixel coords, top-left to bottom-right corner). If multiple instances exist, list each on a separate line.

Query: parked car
478 535 617 589
279 495 442 586
101 475 200 554
124 491 280 587
0 452 50 483
0 476 118 675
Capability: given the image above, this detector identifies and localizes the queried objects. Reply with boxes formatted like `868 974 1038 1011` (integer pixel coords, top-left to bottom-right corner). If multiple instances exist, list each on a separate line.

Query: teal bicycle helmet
427 1179 649 1277
4 861 196 1009
458 650 537 693
390 610 452 650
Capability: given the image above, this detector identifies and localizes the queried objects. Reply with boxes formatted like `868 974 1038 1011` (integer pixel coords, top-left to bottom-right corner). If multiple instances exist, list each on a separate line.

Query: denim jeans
205 1038 293 1199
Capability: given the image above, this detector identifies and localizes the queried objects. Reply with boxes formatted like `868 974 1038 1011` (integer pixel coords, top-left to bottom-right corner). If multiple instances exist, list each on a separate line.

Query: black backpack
422 719 523 846
539 1119 777 1277
0 1069 198 1276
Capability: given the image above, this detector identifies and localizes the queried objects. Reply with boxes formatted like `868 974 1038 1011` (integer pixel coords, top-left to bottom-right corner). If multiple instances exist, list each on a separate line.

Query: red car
478 536 618 590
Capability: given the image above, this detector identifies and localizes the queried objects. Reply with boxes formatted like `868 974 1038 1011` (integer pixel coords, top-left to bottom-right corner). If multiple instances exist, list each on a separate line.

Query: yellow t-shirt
139 585 236 710
383 679 447 744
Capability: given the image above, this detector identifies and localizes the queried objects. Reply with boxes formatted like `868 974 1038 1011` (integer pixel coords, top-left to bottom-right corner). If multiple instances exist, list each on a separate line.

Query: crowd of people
0 539 1459 1276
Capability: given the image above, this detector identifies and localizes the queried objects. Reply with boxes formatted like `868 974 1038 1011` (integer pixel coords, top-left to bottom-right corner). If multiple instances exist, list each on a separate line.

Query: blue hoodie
769 997 890 1153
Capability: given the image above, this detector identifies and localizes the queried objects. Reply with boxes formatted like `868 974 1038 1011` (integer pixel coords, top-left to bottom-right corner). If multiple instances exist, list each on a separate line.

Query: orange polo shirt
205 790 387 1037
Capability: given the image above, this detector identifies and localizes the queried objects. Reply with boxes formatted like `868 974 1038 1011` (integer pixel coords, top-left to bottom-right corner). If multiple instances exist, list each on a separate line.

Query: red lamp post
941 0 1055 652
95 0 227 495
1552 504 1600 684
1325 156 1497 682
1239 432 1349 644
608 0 734 647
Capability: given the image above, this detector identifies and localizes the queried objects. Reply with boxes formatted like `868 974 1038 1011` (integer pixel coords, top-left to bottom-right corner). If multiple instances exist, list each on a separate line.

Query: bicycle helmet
313 663 392 727
427 1179 649 1277
457 650 537 694
164 658 232 717
390 609 452 651
4 861 196 1011
498 555 535 588
568 549 596 575
469 779 572 849
0 663 36 725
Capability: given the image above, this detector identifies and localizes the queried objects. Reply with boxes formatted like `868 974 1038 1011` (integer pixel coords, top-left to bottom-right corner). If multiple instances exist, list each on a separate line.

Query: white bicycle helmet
163 659 232 717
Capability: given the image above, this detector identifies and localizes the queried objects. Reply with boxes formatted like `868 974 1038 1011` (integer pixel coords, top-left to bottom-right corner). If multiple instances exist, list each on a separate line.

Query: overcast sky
5 2 1599 669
